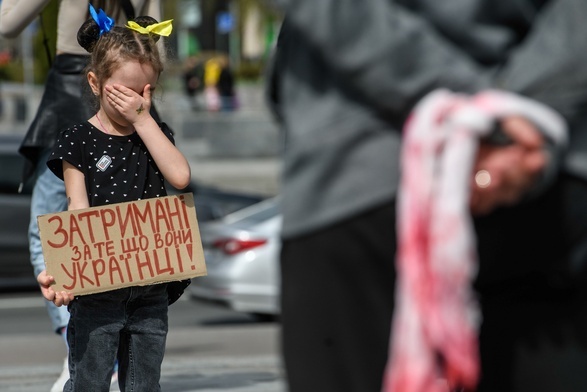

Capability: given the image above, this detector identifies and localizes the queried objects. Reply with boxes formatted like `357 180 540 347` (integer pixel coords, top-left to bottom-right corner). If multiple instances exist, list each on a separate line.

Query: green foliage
0 61 24 81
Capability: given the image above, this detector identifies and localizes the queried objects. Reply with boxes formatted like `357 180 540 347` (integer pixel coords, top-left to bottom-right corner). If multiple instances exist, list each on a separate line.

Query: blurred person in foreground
267 1 587 391
0 1 163 391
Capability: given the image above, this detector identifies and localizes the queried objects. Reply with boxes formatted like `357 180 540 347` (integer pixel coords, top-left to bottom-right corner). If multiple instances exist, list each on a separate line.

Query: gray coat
269 0 587 238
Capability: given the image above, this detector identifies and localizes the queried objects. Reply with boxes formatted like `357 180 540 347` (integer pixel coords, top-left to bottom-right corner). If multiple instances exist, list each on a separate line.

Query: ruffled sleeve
46 125 86 180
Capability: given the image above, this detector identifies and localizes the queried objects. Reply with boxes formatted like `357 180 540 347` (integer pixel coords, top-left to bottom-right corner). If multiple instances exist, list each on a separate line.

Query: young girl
41 8 190 391
0 3 165 389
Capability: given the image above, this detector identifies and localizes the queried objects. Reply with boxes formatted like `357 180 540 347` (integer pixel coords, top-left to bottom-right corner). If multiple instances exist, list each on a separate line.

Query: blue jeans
64 284 169 392
29 150 70 333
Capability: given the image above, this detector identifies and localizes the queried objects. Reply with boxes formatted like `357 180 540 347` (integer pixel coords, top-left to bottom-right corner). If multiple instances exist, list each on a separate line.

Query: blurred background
0 0 284 184
0 1 282 88
0 1 287 391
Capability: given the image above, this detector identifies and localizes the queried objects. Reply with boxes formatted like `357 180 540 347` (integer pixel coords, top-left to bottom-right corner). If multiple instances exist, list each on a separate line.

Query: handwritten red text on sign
38 193 206 295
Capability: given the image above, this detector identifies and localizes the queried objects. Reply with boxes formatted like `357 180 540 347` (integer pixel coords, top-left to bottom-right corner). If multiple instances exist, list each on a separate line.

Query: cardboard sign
38 193 207 296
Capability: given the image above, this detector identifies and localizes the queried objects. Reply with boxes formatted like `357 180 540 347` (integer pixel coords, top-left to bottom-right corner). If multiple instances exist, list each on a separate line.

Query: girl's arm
63 161 90 210
0 0 50 38
134 117 192 189
36 160 84 307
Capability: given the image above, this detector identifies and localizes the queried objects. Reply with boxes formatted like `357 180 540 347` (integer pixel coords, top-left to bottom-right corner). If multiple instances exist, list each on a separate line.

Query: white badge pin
96 155 113 171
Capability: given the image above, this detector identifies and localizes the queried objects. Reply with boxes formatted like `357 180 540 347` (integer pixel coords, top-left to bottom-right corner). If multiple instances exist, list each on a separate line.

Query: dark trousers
474 174 587 392
281 174 587 392
280 201 396 392
65 284 168 392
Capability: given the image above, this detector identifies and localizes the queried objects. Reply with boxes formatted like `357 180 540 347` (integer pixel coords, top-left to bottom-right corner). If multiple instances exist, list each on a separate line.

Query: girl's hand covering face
104 83 153 124
101 60 158 126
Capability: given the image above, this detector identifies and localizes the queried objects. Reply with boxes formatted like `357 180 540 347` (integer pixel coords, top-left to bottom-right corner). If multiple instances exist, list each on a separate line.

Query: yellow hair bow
126 19 173 36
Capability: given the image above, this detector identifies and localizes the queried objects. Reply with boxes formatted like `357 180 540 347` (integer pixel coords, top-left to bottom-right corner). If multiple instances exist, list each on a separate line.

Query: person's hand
470 116 547 216
104 83 152 125
37 270 74 307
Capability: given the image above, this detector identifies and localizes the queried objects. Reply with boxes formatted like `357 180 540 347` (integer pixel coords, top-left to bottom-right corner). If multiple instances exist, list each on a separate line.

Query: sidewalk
0 356 286 392
163 83 283 197
0 324 287 392
187 157 281 196
0 357 286 392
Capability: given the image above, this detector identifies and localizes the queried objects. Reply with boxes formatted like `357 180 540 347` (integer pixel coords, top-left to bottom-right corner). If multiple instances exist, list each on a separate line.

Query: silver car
190 197 281 319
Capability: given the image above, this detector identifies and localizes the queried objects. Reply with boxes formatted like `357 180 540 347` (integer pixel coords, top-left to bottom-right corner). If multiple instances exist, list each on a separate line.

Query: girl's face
89 60 158 128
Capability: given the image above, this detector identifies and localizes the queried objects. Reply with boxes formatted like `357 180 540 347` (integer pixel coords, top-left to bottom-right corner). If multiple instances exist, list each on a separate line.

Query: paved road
0 292 286 392
0 355 285 392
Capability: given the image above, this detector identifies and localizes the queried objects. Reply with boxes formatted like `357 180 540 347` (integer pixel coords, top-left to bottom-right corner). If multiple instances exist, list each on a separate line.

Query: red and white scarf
384 89 567 392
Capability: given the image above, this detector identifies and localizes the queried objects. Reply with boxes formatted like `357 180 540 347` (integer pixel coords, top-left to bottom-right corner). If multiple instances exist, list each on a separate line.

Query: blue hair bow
89 4 114 36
